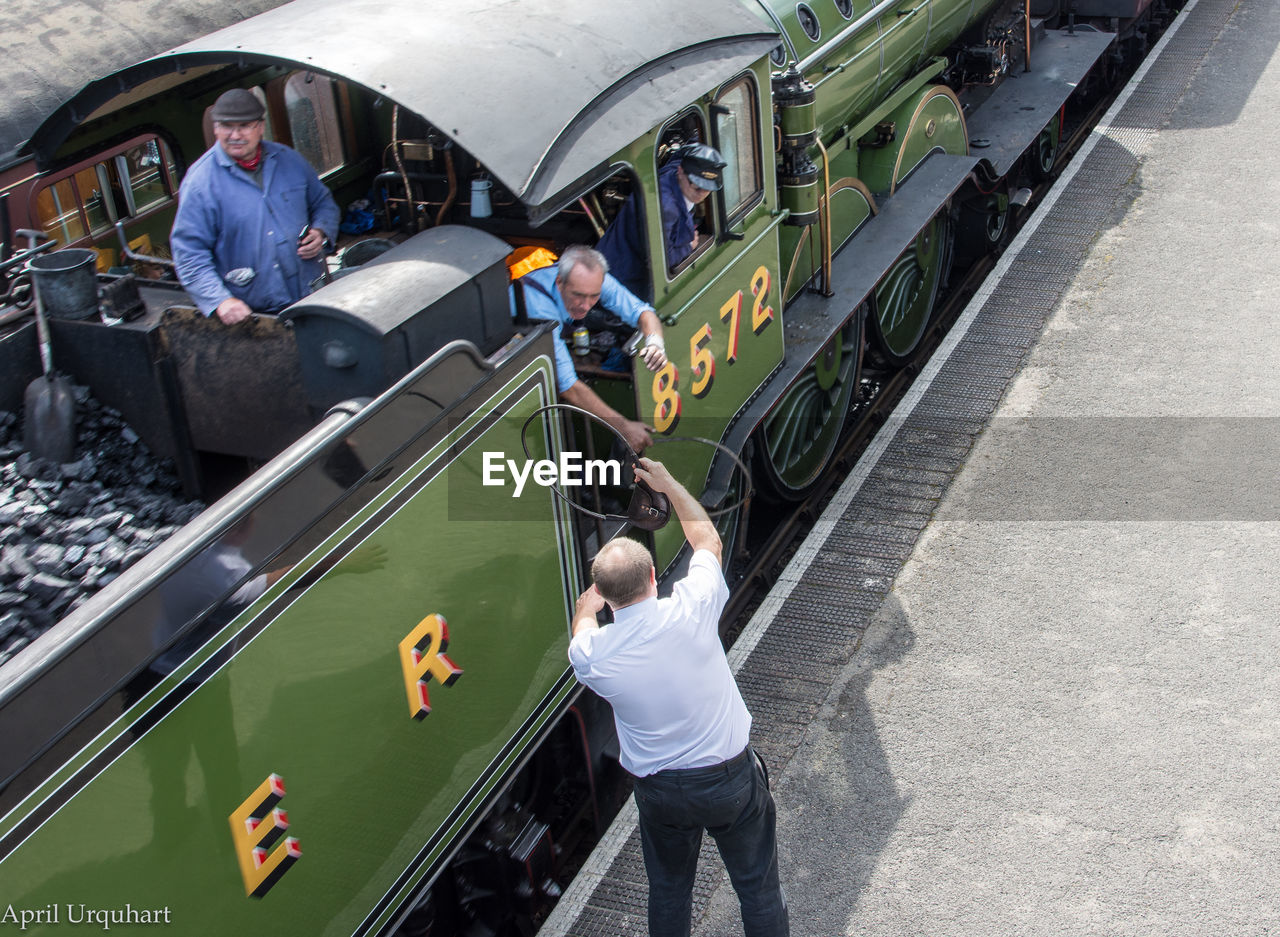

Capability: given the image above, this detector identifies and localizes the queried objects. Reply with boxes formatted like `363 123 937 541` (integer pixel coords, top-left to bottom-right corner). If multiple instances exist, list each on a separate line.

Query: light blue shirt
171 140 341 316
514 264 653 394
569 550 749 776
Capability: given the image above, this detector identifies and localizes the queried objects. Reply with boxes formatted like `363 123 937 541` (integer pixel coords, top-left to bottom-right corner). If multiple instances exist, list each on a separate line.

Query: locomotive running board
705 152 979 499
967 26 1117 179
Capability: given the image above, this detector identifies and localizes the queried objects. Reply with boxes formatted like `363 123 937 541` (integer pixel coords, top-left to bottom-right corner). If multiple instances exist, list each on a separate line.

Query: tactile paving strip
540 1 1241 932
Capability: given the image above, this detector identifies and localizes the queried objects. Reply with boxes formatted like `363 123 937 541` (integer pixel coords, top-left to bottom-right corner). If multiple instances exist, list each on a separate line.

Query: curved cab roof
28 0 778 211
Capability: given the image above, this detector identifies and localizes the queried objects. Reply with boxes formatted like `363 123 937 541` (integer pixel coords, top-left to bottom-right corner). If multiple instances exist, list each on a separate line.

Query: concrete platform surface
691 0 1280 935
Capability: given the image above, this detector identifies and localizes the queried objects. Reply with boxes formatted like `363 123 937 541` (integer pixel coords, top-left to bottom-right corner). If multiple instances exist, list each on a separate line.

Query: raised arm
571 585 607 637
632 457 721 565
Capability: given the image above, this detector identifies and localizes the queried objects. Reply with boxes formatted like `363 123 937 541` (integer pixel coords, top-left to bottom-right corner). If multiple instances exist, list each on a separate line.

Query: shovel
22 271 76 463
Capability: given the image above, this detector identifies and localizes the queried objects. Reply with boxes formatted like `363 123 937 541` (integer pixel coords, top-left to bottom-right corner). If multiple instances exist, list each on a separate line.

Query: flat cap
210 88 265 123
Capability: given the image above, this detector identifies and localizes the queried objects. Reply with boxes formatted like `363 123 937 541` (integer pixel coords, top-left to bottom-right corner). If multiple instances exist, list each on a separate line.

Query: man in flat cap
171 88 341 325
598 143 728 299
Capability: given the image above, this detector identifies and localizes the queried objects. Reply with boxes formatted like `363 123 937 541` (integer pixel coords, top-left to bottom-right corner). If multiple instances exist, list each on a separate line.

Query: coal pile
0 389 204 667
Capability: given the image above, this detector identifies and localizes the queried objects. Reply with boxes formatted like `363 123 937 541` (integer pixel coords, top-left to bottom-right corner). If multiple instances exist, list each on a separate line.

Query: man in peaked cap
597 143 728 300
171 88 341 325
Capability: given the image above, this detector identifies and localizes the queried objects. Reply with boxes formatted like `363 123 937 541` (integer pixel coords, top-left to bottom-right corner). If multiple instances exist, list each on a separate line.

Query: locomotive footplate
965 26 1117 178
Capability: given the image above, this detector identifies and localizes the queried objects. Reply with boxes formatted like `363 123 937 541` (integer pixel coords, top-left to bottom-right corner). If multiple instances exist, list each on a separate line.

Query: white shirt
569 550 750 776
154 543 268 673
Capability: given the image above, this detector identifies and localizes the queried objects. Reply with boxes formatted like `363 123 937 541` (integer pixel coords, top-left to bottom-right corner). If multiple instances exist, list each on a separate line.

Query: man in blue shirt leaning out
514 245 667 453
170 88 341 325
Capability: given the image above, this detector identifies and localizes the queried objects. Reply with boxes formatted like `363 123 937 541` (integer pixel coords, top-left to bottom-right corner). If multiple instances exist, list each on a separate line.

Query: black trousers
632 748 789 937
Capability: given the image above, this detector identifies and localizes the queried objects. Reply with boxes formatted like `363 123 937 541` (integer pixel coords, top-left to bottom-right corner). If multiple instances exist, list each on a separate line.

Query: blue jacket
171 141 341 316
514 264 652 394
597 161 696 300
597 184 649 300
657 160 698 271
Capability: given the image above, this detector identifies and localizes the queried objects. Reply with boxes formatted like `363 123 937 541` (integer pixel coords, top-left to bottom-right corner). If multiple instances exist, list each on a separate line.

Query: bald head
591 538 655 608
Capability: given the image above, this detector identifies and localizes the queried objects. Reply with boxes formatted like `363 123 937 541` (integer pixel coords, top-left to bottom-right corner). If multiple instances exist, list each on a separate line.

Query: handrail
799 0 925 73
0 234 55 276
113 220 175 268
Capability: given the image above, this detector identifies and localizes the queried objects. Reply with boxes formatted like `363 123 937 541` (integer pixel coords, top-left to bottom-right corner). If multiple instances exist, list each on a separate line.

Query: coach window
117 138 179 215
32 135 178 247
712 76 762 224
34 178 87 244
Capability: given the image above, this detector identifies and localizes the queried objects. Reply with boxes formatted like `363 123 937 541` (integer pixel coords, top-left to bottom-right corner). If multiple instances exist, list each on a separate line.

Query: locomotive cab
4 0 786 518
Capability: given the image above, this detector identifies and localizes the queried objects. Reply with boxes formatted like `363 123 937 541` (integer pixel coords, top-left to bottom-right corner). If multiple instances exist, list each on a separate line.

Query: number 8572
650 265 775 435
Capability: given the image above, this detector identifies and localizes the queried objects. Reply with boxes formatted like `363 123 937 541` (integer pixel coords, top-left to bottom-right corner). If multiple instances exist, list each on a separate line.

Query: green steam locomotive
0 0 1154 931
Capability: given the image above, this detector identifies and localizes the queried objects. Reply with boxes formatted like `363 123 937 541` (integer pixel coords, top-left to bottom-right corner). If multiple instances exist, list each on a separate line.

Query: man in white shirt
569 458 788 937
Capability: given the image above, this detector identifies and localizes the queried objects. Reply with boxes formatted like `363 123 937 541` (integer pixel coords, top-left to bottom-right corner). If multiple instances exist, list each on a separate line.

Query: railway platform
540 0 1279 933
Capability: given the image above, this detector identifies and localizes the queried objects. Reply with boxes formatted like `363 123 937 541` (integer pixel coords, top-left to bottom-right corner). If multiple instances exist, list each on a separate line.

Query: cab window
656 110 713 279
712 76 762 223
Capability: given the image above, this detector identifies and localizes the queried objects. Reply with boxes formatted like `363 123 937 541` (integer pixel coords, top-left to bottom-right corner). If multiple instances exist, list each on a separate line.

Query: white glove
638 335 666 371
